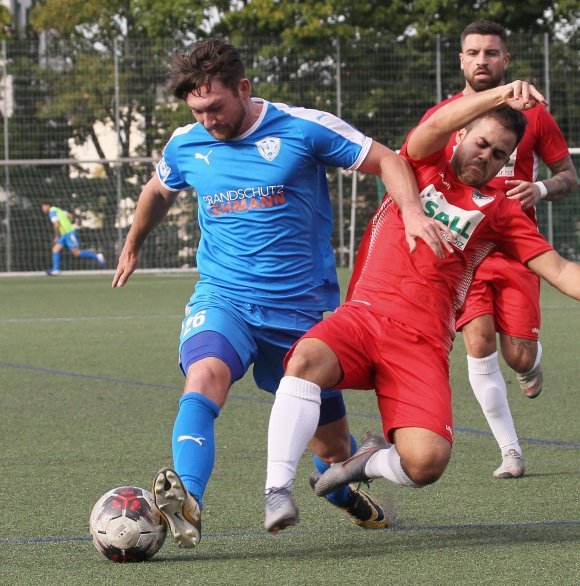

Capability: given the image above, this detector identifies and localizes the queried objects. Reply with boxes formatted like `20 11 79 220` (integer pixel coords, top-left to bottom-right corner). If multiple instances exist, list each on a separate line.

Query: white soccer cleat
493 449 526 479
153 467 201 548
517 363 543 398
45 269 60 276
96 253 106 268
264 484 299 533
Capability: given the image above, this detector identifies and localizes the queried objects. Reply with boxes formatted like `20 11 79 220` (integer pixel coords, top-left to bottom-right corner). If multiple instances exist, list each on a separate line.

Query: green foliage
0 5 14 40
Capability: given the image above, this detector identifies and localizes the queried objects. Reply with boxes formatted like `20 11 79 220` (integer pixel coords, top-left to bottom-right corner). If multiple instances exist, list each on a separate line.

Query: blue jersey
158 99 372 311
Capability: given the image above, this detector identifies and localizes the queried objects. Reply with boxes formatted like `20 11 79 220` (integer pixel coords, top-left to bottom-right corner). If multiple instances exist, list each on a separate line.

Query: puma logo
194 150 212 165
177 435 206 446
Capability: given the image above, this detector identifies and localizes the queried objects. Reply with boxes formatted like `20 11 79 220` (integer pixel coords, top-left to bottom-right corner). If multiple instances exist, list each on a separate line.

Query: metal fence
0 33 578 272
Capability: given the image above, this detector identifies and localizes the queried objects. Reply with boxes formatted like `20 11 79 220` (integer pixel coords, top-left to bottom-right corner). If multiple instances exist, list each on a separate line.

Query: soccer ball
89 486 167 562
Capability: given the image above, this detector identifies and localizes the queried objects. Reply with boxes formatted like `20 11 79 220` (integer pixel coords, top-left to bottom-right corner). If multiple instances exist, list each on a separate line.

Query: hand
112 246 140 288
402 209 455 258
505 179 542 209
500 80 548 111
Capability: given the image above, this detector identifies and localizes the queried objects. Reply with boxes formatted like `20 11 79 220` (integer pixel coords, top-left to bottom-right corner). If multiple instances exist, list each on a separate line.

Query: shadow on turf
150 522 580 562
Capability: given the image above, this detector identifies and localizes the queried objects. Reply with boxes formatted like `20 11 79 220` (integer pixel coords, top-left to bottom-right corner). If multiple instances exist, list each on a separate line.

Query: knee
286 346 318 379
397 437 452 486
285 339 341 389
465 332 496 358
501 341 537 373
405 451 450 485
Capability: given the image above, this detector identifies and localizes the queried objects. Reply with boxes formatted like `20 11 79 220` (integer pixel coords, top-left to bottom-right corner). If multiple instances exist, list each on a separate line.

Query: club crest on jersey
158 157 172 182
420 184 485 250
256 137 281 161
471 188 495 207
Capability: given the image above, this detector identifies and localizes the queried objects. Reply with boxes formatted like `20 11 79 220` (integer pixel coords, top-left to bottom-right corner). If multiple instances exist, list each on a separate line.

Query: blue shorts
179 291 340 398
58 231 80 250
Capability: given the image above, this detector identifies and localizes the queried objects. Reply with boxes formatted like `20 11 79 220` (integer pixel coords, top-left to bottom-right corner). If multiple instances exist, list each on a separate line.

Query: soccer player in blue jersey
41 201 105 275
112 38 452 548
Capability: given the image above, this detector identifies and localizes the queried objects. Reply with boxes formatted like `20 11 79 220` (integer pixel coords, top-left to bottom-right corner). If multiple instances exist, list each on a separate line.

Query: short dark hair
467 106 527 148
461 20 508 51
170 38 245 100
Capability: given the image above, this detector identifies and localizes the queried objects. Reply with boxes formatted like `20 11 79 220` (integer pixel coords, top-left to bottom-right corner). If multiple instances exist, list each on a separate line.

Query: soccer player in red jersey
420 20 578 479
263 80 580 533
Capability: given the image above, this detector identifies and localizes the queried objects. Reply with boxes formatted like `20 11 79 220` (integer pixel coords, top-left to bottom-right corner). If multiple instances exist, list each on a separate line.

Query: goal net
0 157 200 273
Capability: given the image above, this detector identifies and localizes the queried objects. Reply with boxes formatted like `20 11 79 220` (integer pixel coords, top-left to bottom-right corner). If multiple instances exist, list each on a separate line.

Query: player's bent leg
153 467 201 548
315 428 450 495
393 427 451 485
500 335 543 398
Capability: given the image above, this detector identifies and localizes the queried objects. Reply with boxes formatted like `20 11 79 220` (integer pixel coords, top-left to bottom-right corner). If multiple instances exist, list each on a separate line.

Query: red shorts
456 253 541 340
287 304 454 444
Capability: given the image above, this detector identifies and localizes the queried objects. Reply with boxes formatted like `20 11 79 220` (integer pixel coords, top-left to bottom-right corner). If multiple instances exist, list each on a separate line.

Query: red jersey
347 147 553 348
420 93 570 222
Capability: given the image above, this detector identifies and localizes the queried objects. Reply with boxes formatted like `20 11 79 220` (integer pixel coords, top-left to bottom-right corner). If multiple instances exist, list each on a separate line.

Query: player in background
263 80 580 533
420 20 579 479
40 201 105 275
112 38 452 548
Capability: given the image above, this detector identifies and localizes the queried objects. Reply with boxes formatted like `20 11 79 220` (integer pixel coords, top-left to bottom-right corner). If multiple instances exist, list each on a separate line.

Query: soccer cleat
309 471 389 529
264 484 299 533
45 269 60 276
517 363 543 398
153 467 201 548
314 431 390 497
96 253 106 268
493 449 526 479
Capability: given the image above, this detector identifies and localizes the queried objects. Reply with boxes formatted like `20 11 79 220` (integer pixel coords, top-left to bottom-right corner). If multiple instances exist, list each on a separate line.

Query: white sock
467 352 521 455
265 376 321 492
528 341 542 373
365 445 422 487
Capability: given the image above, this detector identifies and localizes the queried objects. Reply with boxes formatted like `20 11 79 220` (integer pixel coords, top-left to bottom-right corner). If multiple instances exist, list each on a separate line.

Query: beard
466 69 505 92
208 98 246 141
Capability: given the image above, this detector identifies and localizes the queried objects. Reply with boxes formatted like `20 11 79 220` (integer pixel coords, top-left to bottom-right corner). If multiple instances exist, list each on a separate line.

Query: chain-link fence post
2 40 11 272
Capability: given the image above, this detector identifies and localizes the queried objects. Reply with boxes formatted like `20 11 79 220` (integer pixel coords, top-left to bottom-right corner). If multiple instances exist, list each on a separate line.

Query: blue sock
79 249 98 260
313 433 357 506
172 393 220 509
52 252 61 270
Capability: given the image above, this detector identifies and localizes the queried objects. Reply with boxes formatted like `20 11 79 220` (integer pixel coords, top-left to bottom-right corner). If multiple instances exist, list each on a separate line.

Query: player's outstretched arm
407 80 547 161
112 175 178 288
527 250 580 301
359 141 454 258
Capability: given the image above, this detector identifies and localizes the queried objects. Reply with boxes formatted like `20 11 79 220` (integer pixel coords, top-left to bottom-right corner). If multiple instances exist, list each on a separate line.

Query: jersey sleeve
533 107 571 165
400 131 449 182
156 129 189 191
494 198 553 263
284 106 372 170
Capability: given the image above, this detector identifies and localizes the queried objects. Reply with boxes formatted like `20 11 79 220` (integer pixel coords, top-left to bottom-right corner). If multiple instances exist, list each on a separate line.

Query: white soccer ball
89 486 167 562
